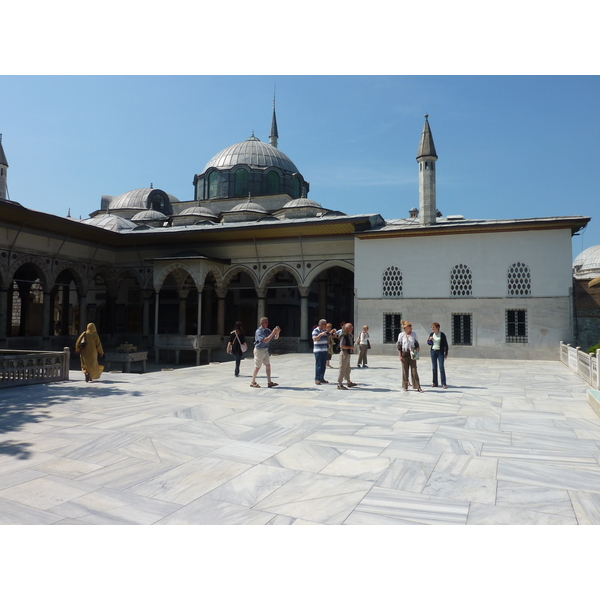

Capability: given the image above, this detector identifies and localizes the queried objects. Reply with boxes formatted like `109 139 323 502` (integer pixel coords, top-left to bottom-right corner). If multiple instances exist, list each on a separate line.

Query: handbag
235 331 248 353
367 340 371 350
226 341 233 354
77 333 87 352
410 349 419 360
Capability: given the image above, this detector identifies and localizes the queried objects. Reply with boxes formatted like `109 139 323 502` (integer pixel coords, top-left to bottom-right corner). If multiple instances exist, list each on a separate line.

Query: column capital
298 286 310 297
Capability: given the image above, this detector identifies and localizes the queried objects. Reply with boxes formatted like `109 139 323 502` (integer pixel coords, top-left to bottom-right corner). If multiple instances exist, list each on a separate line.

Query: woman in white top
397 320 423 392
357 325 370 368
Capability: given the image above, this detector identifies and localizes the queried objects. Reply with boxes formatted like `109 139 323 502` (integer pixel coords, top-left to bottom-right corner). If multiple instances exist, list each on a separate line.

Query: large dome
203 135 299 174
108 188 179 212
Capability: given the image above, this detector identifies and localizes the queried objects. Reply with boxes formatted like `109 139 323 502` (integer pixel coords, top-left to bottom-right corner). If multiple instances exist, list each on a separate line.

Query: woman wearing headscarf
75 323 105 382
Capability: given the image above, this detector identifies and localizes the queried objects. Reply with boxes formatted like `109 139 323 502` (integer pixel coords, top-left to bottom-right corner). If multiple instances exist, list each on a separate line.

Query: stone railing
0 348 71 388
559 341 600 390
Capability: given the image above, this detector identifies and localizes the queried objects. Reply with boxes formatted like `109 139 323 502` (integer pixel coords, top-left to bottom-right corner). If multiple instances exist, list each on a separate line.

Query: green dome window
235 169 248 197
267 171 280 194
208 172 219 199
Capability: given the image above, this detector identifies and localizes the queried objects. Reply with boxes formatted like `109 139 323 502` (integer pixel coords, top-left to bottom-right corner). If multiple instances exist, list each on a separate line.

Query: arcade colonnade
0 253 354 350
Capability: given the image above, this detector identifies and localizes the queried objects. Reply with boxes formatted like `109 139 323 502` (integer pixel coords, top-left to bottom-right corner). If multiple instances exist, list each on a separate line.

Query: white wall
355 228 573 299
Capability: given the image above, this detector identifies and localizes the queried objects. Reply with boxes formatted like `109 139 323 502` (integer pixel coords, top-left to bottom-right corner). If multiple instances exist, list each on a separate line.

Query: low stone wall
0 348 70 388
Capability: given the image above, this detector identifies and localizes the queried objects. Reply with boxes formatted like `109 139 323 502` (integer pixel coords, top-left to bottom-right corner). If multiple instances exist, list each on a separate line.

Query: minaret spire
0 134 9 201
416 114 438 226
269 87 279 148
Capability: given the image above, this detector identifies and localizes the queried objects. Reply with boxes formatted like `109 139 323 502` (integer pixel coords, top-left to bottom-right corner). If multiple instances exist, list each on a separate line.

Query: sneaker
320 380 329 384
315 381 321 385
250 382 260 388
337 384 347 390
443 385 448 389
348 382 358 387
268 382 279 388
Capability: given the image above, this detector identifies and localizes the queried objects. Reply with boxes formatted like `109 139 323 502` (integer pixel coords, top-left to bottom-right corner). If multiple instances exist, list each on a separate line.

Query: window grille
507 262 531 296
450 264 472 296
382 266 403 298
452 313 472 346
383 313 402 344
506 309 527 343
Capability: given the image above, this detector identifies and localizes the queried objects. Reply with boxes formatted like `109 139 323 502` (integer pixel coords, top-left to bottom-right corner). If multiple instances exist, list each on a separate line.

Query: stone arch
50 261 87 294
223 265 259 289
304 260 355 289
0 261 8 290
202 264 224 291
261 263 303 289
114 268 145 290
154 263 199 291
8 255 52 291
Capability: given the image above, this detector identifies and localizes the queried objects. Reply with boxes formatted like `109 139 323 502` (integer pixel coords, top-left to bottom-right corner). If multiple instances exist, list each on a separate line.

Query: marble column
216 288 226 337
178 293 187 335
0 288 7 340
154 290 160 343
298 286 310 342
78 293 87 334
257 291 266 321
196 290 203 336
42 291 52 341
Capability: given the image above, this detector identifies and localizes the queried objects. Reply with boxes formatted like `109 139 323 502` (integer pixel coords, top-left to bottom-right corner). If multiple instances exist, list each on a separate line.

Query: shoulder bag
235 331 248 353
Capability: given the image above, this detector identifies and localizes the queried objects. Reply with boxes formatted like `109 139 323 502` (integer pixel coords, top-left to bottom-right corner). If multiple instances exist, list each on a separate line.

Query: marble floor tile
302 432 391 454
344 486 470 525
156 496 275 525
55 432 148 461
0 474 98 510
434 453 497 479
375 459 434 493
207 464 299 506
207 440 285 464
35 457 105 478
497 459 600 493
380 446 442 464
466 502 577 525
495 481 575 517
435 425 512 445
74 456 174 491
424 435 482 456
464 416 500 431
568 490 600 524
74 496 182 525
0 468 46 491
481 445 598 466
422 470 497 505
0 496 64 525
319 450 392 481
253 471 373 525
126 456 252 504
263 442 342 473
266 515 322 525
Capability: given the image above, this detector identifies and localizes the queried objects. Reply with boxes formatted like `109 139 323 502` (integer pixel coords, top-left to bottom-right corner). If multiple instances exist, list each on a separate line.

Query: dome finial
425 113 429 120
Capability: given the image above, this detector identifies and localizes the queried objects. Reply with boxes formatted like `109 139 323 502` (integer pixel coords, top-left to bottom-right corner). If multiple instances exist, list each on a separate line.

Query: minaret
0 134 8 201
416 114 438 226
269 90 279 148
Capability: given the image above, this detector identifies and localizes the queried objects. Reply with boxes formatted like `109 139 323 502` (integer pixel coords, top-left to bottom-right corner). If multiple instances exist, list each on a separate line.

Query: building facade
0 113 589 360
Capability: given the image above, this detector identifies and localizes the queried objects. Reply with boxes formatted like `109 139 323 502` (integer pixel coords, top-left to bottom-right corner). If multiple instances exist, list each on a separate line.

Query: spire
0 134 8 167
269 88 279 148
416 114 437 160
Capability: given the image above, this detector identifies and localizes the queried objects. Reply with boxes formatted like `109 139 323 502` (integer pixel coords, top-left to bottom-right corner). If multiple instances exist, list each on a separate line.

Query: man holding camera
250 316 280 388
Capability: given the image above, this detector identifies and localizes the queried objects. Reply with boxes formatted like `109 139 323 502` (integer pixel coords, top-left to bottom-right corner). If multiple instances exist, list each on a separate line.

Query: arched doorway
308 265 355 329
51 270 80 336
201 272 219 335
224 269 258 336
262 267 301 337
9 264 46 337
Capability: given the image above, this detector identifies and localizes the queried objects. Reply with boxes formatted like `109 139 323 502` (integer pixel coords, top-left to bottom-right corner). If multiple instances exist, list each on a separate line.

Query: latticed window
383 313 402 343
267 171 280 194
208 172 219 199
506 309 527 343
382 266 403 297
507 262 531 296
450 264 472 296
452 313 472 345
235 169 248 196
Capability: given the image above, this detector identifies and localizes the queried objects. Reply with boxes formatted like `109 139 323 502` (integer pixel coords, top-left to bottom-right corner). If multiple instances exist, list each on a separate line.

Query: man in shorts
250 317 281 388
338 322 358 390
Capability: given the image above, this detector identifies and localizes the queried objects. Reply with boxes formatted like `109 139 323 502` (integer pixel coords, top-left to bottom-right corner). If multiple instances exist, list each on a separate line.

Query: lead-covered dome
82 214 136 232
203 135 299 174
574 245 600 279
108 188 177 214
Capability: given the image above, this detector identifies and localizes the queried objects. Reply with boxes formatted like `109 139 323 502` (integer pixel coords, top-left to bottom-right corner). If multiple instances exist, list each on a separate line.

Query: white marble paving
1 354 600 524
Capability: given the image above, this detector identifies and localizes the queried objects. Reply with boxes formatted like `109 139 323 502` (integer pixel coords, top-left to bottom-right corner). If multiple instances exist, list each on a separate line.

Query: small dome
574 245 600 276
203 135 299 174
82 214 136 231
282 197 322 209
131 210 167 222
230 199 268 214
108 188 176 213
178 206 218 219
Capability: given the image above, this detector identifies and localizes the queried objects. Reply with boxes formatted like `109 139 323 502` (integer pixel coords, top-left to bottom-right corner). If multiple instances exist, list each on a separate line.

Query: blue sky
1 75 598 257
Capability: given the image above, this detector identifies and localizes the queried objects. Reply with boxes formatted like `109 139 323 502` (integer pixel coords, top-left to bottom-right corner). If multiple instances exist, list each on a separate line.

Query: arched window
450 264 473 296
267 171 280 195
208 172 219 199
292 176 301 198
235 169 248 197
382 266 403 297
507 262 531 296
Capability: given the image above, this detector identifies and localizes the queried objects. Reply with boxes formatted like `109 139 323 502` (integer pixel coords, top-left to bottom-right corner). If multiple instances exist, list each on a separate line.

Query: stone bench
154 334 221 366
104 351 148 373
